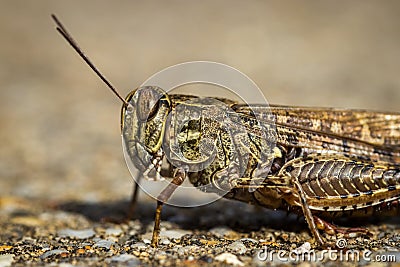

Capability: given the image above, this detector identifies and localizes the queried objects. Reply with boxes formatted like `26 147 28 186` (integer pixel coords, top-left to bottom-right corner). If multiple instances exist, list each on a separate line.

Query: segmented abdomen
282 156 400 212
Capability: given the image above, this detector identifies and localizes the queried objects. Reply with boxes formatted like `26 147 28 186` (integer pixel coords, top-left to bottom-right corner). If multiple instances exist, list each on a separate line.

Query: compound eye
136 87 161 122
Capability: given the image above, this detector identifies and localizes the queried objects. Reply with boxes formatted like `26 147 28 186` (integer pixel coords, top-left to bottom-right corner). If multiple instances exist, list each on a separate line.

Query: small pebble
105 254 140 264
57 228 95 239
280 233 289 240
161 230 191 239
228 241 247 254
141 232 153 242
210 226 232 237
389 235 400 242
348 232 358 238
128 229 138 236
140 251 149 257
39 249 69 259
93 239 114 250
0 254 14 267
161 239 171 245
131 242 147 249
176 247 185 257
76 248 85 254
132 251 140 257
105 228 123 236
0 246 12 252
142 239 151 245
215 252 244 266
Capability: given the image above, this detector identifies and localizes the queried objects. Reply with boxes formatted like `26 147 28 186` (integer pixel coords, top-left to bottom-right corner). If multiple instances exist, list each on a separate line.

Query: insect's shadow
57 197 305 233
57 196 400 234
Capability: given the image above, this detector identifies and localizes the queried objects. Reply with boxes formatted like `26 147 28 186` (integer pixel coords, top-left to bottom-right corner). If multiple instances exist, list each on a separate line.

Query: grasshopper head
121 86 171 180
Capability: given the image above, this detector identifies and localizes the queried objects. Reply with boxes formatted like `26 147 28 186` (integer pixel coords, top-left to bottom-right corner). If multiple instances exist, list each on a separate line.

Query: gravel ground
1 1 400 266
1 196 400 266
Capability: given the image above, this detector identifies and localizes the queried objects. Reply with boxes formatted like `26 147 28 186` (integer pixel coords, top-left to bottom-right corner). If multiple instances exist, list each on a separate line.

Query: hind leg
313 216 371 237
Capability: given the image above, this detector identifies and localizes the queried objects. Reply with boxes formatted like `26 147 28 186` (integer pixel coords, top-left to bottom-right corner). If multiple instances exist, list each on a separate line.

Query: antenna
51 14 129 107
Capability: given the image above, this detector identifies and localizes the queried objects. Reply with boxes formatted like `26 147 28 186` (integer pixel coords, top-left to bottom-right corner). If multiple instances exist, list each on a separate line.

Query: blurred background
1 1 399 203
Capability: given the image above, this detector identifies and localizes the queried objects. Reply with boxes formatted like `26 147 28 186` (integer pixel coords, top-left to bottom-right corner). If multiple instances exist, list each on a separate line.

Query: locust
52 15 400 248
